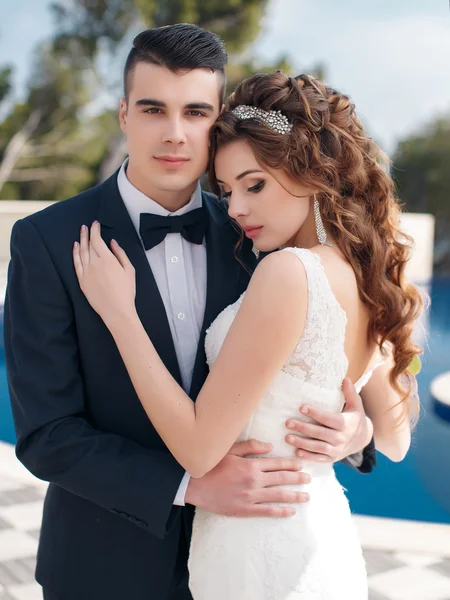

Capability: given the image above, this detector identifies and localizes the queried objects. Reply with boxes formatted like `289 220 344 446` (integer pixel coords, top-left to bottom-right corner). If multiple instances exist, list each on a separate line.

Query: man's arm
4 218 185 539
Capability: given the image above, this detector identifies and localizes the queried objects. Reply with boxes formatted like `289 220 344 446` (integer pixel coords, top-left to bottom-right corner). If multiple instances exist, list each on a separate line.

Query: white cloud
253 0 450 151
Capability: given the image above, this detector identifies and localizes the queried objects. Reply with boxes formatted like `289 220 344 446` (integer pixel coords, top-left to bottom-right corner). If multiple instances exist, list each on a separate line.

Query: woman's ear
220 103 226 115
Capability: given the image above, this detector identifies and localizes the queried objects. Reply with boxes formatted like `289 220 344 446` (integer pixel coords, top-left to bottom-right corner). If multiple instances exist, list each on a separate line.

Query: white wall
0 204 436 307
400 213 435 286
0 201 55 261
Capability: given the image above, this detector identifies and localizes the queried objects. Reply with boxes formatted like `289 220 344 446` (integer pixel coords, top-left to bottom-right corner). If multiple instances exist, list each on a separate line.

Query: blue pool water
1 278 449 523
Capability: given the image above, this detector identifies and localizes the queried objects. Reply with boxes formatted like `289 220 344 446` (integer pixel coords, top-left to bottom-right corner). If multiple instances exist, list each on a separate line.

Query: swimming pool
1 277 450 523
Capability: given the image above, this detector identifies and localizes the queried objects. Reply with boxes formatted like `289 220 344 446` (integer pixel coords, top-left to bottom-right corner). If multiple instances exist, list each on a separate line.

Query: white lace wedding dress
188 248 372 599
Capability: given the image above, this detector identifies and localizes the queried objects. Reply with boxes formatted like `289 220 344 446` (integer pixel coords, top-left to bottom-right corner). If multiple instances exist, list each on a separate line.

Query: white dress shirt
118 159 205 505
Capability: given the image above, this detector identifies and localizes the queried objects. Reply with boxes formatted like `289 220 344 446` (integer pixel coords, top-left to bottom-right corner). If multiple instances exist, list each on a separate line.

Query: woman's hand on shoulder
73 221 137 329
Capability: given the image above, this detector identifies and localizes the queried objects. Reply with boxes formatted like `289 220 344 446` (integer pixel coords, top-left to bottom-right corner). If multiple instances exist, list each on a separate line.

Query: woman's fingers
73 242 83 279
110 239 134 272
80 224 90 266
89 221 108 258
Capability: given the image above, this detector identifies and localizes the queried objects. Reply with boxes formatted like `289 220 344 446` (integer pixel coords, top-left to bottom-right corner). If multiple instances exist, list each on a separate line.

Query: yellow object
408 354 422 376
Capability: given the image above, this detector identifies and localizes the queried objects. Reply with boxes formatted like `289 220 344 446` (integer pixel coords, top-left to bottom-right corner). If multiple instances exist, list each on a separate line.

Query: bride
73 72 422 599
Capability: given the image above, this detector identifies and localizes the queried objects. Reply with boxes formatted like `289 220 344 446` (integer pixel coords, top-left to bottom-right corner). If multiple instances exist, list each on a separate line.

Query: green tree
0 42 94 198
1 0 325 200
0 66 12 105
394 116 450 271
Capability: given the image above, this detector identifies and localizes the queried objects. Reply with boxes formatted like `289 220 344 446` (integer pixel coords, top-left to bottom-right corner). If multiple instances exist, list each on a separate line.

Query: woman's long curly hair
208 71 423 425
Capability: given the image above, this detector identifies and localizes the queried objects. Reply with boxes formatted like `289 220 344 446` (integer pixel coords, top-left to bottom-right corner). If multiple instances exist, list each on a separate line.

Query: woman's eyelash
248 180 265 193
220 180 265 199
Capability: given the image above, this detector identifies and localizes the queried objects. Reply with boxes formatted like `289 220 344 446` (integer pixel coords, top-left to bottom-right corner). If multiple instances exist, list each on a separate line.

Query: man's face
120 62 222 200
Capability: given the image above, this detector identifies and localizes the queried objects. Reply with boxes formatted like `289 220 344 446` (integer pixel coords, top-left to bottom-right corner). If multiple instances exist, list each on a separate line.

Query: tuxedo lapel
95 172 182 386
189 192 253 399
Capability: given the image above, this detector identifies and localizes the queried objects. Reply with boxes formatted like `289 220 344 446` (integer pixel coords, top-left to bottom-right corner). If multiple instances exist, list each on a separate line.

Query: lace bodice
206 248 349 389
190 248 370 599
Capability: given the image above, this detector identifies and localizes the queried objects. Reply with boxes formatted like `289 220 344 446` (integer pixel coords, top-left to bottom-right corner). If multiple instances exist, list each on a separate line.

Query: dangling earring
314 194 332 247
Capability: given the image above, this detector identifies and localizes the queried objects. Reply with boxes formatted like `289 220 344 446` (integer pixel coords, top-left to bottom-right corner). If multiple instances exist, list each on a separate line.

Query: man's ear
119 98 128 133
220 103 226 114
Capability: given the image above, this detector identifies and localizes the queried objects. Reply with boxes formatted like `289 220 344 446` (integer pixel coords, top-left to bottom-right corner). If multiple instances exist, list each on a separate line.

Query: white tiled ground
0 442 450 599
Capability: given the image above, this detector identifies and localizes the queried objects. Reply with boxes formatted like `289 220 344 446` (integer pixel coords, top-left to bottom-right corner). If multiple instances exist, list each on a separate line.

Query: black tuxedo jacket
3 170 375 600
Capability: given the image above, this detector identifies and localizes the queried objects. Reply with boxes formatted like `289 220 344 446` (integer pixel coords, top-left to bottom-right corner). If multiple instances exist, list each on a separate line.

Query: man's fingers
256 488 310 505
242 504 297 518
257 457 303 473
298 405 344 431
228 439 272 457
264 469 311 488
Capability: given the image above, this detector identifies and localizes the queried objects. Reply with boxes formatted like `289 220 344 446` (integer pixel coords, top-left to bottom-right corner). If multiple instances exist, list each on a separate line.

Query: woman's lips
244 226 263 239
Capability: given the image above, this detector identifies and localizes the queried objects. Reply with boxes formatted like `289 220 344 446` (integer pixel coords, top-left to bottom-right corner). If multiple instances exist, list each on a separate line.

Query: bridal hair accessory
313 195 332 247
232 105 293 135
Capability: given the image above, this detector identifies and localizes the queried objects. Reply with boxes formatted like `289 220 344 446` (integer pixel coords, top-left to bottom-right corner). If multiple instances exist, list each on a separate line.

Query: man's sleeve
3 218 185 539
343 439 377 474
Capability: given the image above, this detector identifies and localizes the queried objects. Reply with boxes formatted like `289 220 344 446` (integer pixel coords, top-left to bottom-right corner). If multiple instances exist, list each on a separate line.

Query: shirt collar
117 158 203 236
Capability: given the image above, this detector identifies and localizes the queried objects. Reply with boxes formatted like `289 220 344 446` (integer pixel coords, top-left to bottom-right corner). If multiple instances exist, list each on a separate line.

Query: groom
4 24 375 600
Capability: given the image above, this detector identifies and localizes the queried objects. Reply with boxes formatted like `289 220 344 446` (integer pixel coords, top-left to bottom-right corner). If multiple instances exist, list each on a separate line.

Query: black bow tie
139 207 207 251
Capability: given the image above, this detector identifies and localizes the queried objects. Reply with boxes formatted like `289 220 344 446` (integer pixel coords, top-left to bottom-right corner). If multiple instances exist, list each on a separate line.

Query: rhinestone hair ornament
232 105 293 135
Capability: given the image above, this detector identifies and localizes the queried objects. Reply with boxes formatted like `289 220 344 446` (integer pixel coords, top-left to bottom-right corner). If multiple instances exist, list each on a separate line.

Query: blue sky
2 0 449 152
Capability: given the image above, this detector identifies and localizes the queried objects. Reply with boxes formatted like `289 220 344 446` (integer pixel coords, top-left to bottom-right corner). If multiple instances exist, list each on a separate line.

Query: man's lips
154 155 190 164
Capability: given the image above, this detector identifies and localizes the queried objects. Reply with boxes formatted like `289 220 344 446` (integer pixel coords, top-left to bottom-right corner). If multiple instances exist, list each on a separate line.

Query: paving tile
0 519 10 532
0 489 45 508
0 593 19 600
0 503 43 531
0 563 21 588
394 551 443 569
432 558 450 578
368 590 392 600
7 582 42 600
0 480 25 494
369 566 450 600
0 558 35 585
363 548 405 576
0 531 37 562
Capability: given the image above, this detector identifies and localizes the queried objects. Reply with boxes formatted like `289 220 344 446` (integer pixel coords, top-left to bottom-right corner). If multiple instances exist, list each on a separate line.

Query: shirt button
177 312 185 321
171 256 178 263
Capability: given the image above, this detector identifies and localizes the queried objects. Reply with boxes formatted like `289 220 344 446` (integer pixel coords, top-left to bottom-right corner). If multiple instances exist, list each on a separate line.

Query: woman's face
214 139 316 252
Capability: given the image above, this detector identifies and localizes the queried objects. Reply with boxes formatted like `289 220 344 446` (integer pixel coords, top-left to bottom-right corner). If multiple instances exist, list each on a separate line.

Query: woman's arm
74 224 307 478
360 356 415 462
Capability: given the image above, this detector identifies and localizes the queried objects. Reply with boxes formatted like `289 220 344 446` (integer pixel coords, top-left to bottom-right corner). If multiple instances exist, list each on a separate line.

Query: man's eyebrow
135 98 166 107
134 99 214 111
185 102 214 111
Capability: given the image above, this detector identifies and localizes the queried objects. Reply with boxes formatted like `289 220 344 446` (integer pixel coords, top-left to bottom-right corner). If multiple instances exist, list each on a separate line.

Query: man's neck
126 162 198 212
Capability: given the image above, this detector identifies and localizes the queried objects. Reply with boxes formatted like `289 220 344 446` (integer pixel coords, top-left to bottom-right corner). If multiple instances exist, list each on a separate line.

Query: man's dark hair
124 23 228 104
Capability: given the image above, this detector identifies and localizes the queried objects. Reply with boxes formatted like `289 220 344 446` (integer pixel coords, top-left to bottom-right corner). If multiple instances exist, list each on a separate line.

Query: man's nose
162 118 187 145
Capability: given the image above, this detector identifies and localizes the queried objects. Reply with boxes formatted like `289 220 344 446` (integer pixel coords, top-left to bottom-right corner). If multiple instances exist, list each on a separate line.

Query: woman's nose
228 195 250 220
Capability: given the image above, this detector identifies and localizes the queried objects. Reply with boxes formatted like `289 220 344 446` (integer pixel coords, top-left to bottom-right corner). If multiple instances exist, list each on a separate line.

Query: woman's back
312 245 378 383
193 246 369 599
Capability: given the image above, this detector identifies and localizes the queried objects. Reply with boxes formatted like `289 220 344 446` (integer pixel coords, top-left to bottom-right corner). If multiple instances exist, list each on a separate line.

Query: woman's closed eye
248 180 265 193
